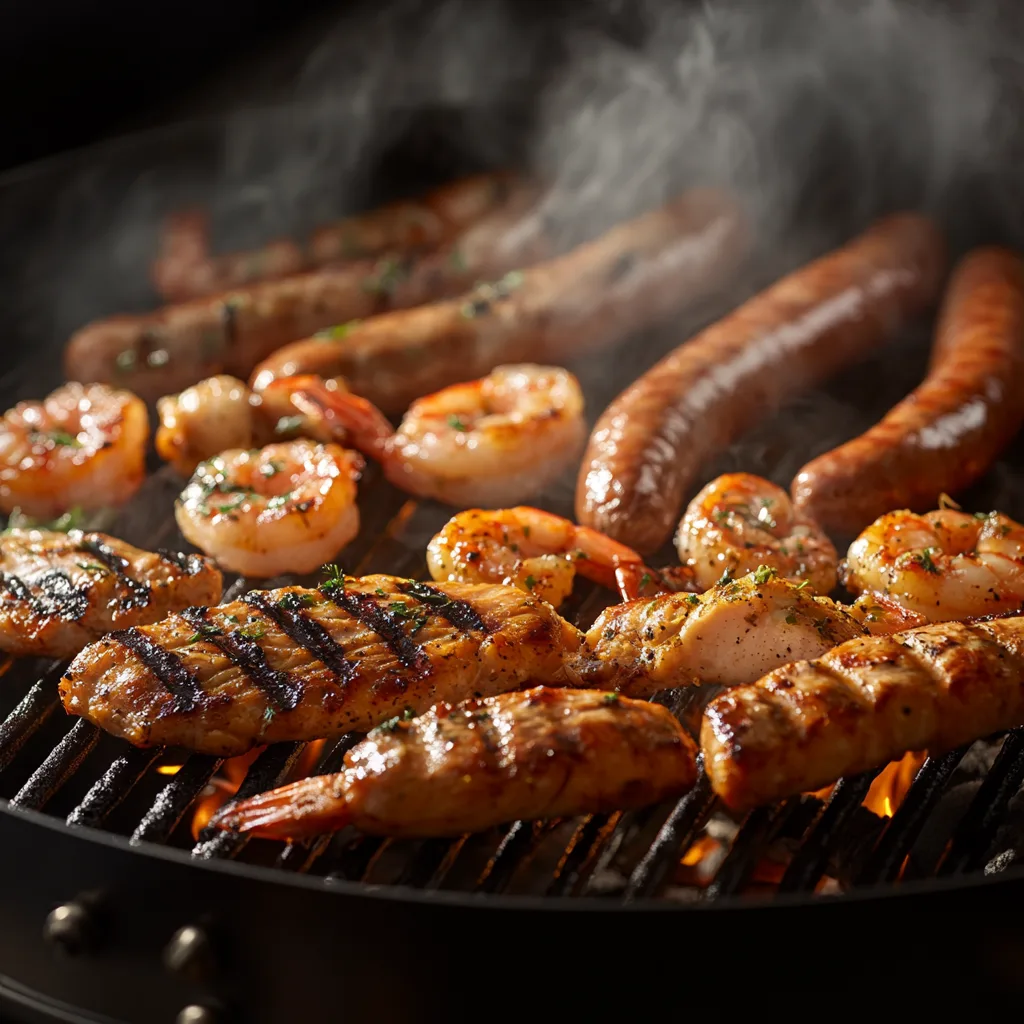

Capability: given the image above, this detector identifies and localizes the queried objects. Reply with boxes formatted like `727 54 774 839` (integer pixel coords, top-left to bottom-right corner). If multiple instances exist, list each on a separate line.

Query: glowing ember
681 835 719 867
156 763 183 775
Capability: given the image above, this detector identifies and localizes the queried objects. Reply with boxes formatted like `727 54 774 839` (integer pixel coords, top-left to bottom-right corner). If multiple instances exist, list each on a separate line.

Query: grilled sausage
791 247 1024 535
213 687 697 840
249 187 749 415
575 213 948 555
0 529 222 658
701 615 1024 812
152 172 519 302
65 184 544 403
59 575 585 756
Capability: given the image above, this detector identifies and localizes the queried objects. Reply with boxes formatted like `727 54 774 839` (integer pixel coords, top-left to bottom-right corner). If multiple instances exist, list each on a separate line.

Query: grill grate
2 467 1024 905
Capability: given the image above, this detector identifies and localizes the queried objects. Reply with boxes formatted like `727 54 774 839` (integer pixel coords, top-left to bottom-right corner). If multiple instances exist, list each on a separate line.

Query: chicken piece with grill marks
59 575 586 756
213 686 698 840
59 567 864 756
701 615 1024 812
0 529 222 658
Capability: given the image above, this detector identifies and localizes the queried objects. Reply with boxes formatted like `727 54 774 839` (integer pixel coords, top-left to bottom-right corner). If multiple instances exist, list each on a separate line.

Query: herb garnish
753 564 775 585
685 594 700 606
524 574 537 590
274 415 304 436
75 562 106 573
238 622 266 640
277 592 315 610
447 415 469 432
603 692 619 705
314 319 362 341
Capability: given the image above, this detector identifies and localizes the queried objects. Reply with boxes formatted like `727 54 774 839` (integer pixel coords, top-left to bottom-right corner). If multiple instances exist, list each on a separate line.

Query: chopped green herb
260 460 284 478
753 565 775 585
524 574 537 590
75 562 106 573
447 415 468 432
785 612 798 625
362 258 407 296
238 623 266 640
375 587 387 597
277 592 315 610
322 563 345 585
398 581 452 608
185 623 222 644
39 430 82 448
974 510 994 521
603 692 620 705
389 601 411 618
575 550 588 561
639 572 652 589
314 319 362 341
794 580 811 591
685 594 700 606
275 415 305 436
522 525 531 538
225 614 239 624
716 569 734 586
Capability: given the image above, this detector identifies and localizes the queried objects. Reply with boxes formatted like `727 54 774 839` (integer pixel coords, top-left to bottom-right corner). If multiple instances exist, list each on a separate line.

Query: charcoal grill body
4 104 1024 1024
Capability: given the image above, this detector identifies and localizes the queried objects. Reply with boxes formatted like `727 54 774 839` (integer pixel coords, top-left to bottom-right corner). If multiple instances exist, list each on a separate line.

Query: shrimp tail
211 774 351 840
284 379 394 461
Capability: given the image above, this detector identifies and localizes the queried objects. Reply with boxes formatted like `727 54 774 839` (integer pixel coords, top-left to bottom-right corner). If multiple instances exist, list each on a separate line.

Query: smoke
5 0 1024 521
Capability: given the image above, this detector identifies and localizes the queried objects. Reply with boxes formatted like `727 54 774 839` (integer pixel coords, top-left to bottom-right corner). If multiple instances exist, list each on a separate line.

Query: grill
6 43 1024 1022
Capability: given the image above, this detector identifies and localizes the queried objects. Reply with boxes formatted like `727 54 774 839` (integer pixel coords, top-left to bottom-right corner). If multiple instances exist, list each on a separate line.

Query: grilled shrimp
425 507 661 609
155 374 348 477
675 473 839 594
841 507 1024 627
283 364 586 507
0 383 149 518
175 440 364 577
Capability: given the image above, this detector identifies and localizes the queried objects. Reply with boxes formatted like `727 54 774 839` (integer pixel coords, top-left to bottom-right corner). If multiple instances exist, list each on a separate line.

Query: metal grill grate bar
937 729 1024 876
10 719 99 810
0 677 60 774
192 742 306 860
66 745 163 829
131 754 224 845
855 747 967 886
778 771 879 893
623 764 715 901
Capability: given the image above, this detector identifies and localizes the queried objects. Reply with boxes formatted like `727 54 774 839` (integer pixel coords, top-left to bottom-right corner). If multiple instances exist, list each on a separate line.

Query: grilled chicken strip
701 615 1024 812
0 529 222 658
59 576 585 755
60 569 863 755
580 569 866 694
213 687 698 840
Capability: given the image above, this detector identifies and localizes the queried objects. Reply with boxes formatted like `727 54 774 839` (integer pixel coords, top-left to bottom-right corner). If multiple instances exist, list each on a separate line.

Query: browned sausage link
790 247 1024 536
575 213 948 556
152 172 520 302
249 187 750 415
700 616 1024 813
64 184 544 403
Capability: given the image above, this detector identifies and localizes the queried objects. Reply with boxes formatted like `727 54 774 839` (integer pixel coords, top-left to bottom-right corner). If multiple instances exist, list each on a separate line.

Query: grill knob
176 1006 221 1024
43 901 96 955
164 924 217 983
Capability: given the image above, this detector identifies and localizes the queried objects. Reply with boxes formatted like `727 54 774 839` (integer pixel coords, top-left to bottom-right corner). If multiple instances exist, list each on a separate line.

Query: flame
681 835 719 867
188 739 328 840
862 751 927 818
157 763 183 775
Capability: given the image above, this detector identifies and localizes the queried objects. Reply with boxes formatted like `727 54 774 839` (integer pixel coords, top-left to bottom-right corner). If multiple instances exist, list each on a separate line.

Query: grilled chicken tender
60 568 864 754
701 615 1024 812
213 687 698 840
59 576 585 756
581 569 866 694
0 529 222 658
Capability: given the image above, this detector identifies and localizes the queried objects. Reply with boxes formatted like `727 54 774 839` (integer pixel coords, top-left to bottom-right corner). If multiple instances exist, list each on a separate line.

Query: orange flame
188 740 328 840
862 751 927 818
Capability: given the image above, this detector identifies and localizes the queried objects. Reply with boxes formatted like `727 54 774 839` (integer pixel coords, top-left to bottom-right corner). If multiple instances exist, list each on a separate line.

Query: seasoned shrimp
175 439 364 577
675 473 839 594
426 507 662 608
156 374 349 478
0 383 149 518
281 364 586 507
841 507 1024 627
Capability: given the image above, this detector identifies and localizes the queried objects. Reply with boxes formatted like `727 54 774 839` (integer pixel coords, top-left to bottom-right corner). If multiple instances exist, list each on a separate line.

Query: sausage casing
250 187 749 415
791 246 1024 535
701 616 1024 812
64 184 542 402
575 213 948 555
152 172 518 302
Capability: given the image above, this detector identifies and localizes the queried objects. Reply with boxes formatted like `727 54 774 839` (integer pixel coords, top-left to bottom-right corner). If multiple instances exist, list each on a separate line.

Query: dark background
0 2 346 172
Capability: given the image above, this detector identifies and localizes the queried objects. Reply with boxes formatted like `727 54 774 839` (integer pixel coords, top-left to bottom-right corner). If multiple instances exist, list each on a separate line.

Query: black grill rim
6 793 1024 912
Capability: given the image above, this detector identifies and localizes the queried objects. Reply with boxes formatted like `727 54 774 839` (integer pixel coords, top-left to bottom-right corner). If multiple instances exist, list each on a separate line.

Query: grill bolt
43 900 98 956
176 1005 222 1024
164 923 218 983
